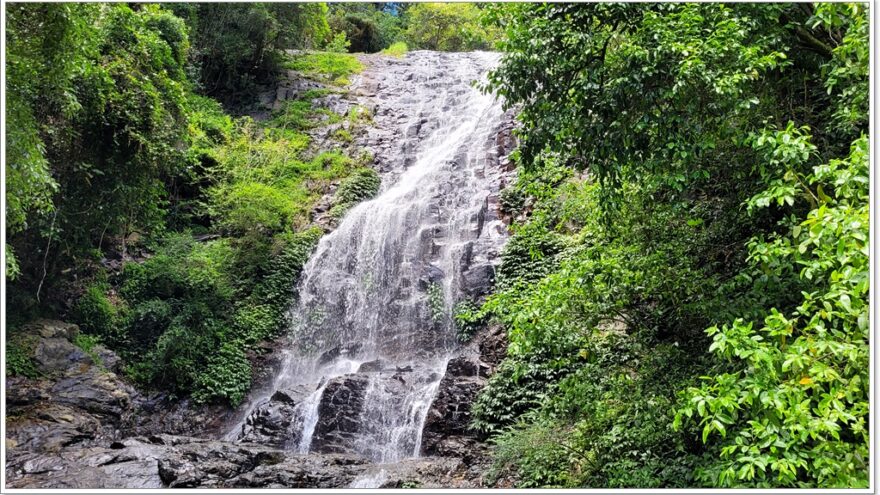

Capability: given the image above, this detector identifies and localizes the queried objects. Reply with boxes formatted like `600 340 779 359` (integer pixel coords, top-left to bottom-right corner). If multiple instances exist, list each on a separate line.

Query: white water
229 51 509 464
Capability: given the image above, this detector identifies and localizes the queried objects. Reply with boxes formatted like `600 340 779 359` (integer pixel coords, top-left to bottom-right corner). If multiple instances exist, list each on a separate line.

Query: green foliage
493 224 566 292
477 2 868 488
484 3 797 196
426 282 446 324
489 340 700 488
327 4 403 53
325 31 351 53
249 228 322 307
337 15 383 53
472 356 576 436
6 245 21 281
6 3 191 297
192 342 252 405
4 3 87 235
453 300 485 343
381 41 408 58
329 168 381 218
6 333 40 379
403 3 497 51
285 52 365 86
214 182 299 235
5 2 377 409
71 283 124 344
675 134 869 488
170 3 330 100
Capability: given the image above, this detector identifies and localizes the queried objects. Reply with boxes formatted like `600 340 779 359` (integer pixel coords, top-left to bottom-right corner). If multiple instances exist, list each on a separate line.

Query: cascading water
229 51 511 465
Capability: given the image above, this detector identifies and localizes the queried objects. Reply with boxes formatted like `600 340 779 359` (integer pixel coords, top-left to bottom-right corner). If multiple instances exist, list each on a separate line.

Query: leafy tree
404 3 497 51
5 4 99 276
169 3 330 101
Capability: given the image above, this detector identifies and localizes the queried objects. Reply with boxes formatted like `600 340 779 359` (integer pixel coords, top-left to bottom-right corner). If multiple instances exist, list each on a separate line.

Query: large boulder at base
311 374 369 454
236 385 315 447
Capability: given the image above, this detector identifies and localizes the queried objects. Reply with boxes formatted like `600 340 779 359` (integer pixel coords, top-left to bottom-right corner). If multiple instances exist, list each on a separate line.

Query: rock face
6 320 135 455
311 375 369 454
420 324 508 461
6 433 481 489
236 385 314 448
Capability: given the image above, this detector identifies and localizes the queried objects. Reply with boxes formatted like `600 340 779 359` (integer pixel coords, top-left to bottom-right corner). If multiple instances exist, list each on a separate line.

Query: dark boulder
237 385 314 448
311 374 369 454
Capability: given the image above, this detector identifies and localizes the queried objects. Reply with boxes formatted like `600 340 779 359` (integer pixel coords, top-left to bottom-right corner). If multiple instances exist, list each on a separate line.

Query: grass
381 41 408 58
284 52 365 86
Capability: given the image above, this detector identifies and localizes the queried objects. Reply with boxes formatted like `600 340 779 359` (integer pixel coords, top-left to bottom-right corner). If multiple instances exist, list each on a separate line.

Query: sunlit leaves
675 134 869 487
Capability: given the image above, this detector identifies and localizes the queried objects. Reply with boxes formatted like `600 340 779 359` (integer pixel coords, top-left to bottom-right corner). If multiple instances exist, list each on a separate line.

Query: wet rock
235 383 319 447
271 385 313 405
445 356 480 378
317 344 362 366
417 264 445 289
420 357 485 459
460 263 495 298
125 394 229 439
311 374 369 454
357 359 384 373
5 376 52 406
33 337 89 376
52 367 134 420
5 403 104 453
94 345 122 373
476 323 508 368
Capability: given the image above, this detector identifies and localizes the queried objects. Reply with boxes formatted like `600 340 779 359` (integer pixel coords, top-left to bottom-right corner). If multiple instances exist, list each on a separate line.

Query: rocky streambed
6 51 515 489
5 319 506 489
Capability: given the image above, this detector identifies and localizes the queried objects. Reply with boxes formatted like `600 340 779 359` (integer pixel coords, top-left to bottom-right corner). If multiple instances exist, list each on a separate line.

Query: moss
381 41 408 58
284 51 365 86
332 128 353 143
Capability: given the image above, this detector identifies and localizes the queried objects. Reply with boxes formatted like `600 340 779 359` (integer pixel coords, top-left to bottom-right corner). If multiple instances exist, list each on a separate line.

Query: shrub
403 3 497 51
329 167 380 218
213 182 298 235
471 356 576 436
232 304 279 345
71 283 123 342
325 31 350 53
453 300 486 343
6 333 40 378
251 228 322 306
339 15 383 53
127 299 173 351
192 341 252 405
494 227 565 290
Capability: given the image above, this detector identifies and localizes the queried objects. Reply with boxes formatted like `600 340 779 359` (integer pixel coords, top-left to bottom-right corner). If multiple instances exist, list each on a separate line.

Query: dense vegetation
471 2 869 488
4 2 870 490
5 3 375 405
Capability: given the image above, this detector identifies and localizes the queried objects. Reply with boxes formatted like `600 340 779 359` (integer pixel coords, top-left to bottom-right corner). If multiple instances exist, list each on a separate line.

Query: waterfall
231 51 510 464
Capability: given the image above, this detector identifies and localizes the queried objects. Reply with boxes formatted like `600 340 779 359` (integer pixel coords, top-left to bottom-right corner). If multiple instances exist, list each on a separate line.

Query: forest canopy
3 2 871 489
